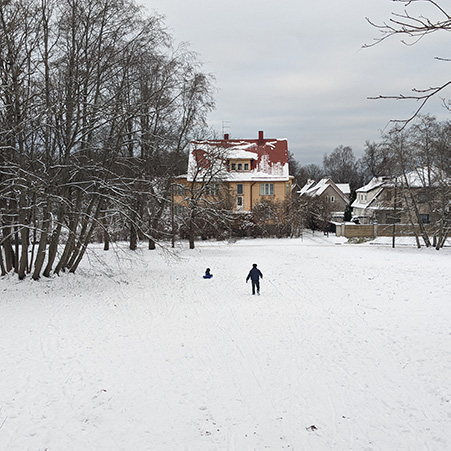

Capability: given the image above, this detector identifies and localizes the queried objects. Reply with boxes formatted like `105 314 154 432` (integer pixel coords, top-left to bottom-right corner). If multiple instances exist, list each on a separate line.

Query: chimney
258 130 264 144
224 133 229 140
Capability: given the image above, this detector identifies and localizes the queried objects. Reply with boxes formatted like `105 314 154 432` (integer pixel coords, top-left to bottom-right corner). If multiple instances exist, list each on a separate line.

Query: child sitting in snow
203 268 213 279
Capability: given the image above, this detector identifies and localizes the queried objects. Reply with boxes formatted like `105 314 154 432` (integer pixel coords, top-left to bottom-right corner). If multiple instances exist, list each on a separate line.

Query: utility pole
392 181 397 249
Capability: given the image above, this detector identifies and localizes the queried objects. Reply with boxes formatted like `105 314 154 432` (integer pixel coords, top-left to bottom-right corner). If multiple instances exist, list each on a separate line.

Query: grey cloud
143 0 450 164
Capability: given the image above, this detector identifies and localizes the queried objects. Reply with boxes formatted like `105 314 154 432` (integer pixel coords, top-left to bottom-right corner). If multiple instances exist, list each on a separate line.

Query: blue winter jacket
246 268 263 282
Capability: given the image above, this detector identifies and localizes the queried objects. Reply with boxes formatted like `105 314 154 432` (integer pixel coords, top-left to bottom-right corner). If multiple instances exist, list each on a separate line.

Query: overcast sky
140 0 449 165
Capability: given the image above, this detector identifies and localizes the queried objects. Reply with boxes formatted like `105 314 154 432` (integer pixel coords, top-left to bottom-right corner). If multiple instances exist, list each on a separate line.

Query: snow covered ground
0 233 450 450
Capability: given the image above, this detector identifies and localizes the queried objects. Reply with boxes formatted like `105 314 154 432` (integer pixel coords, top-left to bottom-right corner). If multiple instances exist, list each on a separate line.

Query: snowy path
0 236 450 450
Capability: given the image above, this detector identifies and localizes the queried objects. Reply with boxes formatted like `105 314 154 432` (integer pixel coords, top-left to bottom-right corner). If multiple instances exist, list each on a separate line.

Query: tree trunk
32 202 52 280
0 247 6 276
17 192 30 280
43 218 63 278
103 214 110 251
130 221 138 250
66 196 97 269
69 198 103 273
189 215 195 249
54 191 83 274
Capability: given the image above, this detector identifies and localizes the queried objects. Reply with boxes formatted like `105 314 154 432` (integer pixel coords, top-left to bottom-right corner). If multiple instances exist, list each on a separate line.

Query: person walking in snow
246 263 263 295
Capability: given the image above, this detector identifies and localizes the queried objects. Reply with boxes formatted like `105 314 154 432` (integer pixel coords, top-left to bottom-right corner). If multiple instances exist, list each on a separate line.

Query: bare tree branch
365 0 450 128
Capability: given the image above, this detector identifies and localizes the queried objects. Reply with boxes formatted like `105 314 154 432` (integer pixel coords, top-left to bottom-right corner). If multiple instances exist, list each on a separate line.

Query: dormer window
230 160 251 171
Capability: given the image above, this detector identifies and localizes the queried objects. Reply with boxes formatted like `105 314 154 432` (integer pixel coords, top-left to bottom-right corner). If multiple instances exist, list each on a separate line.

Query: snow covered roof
356 177 391 193
298 178 350 203
355 168 448 194
186 131 290 182
351 186 386 209
394 167 448 187
336 183 350 195
225 146 259 160
298 179 316 195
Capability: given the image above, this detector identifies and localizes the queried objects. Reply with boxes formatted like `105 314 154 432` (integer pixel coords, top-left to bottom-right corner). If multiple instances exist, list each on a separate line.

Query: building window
330 195 335 203
238 163 243 170
244 163 249 170
419 214 430 224
237 183 243 194
286 183 290 196
260 183 274 195
174 205 185 215
206 183 219 196
231 163 236 170
237 196 243 208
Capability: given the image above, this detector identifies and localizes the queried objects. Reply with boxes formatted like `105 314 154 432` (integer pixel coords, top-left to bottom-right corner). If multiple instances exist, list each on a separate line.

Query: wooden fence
335 223 433 239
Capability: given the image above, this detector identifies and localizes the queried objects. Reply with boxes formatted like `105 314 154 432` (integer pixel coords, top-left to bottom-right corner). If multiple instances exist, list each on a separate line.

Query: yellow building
175 130 293 212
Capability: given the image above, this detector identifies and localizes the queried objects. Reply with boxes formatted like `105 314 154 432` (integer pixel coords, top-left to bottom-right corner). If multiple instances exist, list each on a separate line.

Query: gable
187 131 290 182
299 178 350 204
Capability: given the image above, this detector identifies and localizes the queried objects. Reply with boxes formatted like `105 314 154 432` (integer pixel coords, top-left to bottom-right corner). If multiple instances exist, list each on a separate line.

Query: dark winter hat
252 263 257 267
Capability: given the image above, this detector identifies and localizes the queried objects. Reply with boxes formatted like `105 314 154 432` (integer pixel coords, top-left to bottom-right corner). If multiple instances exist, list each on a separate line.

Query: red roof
191 130 289 169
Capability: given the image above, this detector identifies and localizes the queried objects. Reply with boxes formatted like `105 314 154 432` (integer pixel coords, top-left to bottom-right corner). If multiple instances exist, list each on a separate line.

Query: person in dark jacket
203 268 213 279
246 263 263 295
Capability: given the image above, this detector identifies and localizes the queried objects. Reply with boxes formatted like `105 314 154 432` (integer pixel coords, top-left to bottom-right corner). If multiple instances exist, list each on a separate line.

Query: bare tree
303 196 333 234
365 0 451 127
0 0 215 279
323 145 363 191
381 116 450 248
295 163 324 188
178 142 231 249
360 140 396 180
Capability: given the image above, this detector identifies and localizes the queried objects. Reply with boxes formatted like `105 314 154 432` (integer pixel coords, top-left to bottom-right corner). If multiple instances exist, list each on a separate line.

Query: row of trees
0 0 214 279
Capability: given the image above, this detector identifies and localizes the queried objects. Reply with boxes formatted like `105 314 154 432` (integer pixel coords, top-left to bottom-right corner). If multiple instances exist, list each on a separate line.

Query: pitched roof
187 131 291 182
395 167 448 187
355 176 390 193
336 183 350 195
298 178 350 203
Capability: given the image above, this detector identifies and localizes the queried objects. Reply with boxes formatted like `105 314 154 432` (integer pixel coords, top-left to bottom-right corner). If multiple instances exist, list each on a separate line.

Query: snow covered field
0 234 450 450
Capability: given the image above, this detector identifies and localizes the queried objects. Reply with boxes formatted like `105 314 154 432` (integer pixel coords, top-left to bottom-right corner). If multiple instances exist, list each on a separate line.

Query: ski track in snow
0 235 450 450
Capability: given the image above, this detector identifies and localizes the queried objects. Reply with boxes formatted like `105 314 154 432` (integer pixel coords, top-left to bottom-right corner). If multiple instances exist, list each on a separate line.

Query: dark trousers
251 280 260 295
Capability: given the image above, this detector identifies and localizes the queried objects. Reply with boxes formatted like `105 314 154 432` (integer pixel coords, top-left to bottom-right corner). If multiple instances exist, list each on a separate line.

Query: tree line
291 116 450 192
290 115 449 247
0 0 214 279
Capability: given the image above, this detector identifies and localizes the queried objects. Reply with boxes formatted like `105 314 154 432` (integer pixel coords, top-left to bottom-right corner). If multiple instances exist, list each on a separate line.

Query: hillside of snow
1 234 450 450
